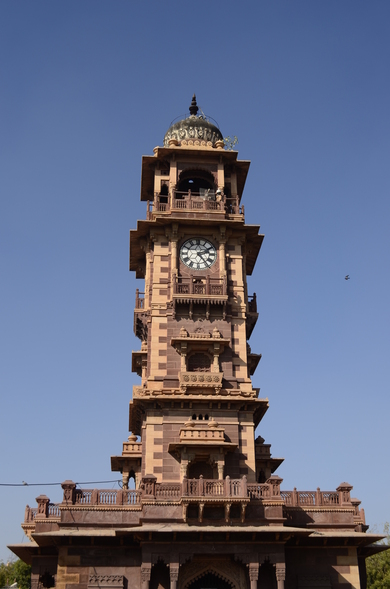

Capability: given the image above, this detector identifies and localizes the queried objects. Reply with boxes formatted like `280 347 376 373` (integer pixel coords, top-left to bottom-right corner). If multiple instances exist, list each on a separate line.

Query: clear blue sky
1 1 389 561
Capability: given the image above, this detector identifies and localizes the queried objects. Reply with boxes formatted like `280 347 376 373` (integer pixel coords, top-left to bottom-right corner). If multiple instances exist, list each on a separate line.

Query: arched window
188 353 211 372
177 168 216 196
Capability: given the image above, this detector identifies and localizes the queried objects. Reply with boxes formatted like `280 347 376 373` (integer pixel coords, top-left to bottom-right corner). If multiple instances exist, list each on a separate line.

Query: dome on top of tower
163 95 224 148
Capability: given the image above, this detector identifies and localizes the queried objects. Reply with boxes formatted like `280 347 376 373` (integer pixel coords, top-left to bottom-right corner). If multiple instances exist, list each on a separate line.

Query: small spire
189 94 198 116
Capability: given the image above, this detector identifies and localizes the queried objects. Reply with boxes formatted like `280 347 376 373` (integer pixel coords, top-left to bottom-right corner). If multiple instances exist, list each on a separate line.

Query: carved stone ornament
248 563 259 581
170 565 180 581
88 575 125 588
275 563 286 581
140 567 152 583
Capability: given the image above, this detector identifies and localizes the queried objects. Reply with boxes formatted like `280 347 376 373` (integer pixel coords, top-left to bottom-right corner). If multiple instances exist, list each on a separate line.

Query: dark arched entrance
188 572 233 589
258 562 277 589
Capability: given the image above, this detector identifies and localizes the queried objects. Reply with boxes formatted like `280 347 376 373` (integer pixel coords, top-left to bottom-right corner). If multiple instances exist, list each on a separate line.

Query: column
122 471 129 490
141 565 151 589
219 240 226 276
144 240 152 307
248 563 259 589
169 564 179 589
275 563 286 589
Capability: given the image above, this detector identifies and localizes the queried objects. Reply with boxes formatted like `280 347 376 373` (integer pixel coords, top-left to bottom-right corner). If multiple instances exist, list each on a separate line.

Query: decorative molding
275 563 286 581
88 575 125 588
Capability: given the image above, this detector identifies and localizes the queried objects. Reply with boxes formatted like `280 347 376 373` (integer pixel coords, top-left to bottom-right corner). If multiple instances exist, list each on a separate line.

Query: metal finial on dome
189 94 198 116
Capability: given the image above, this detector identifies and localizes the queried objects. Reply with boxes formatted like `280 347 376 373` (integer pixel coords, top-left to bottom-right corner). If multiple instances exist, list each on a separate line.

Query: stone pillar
61 480 76 504
144 241 152 308
180 460 188 480
35 495 50 518
135 471 141 489
248 563 259 589
219 240 226 276
122 472 129 490
141 565 151 589
169 564 179 589
217 461 224 480
171 224 179 275
275 563 286 589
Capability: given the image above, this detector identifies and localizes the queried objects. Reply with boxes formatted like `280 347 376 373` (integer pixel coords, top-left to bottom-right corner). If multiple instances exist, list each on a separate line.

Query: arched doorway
179 558 246 589
258 562 277 589
187 572 233 589
150 561 170 589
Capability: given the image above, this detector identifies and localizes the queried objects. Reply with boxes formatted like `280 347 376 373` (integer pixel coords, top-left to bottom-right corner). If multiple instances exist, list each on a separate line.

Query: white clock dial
180 238 217 270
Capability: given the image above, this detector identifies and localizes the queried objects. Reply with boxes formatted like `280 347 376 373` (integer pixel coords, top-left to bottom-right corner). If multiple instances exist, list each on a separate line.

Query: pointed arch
179 558 247 589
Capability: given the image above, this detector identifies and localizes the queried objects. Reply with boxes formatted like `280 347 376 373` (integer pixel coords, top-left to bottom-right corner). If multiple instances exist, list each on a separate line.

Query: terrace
22 478 366 536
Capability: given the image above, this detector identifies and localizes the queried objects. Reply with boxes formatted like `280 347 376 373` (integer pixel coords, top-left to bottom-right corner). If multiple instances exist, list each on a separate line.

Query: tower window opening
198 414 203 420
188 352 211 372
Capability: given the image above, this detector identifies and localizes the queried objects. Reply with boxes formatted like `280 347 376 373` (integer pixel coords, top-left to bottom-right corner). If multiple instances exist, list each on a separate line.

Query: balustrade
173 276 226 297
281 488 340 507
247 483 272 500
146 191 245 219
25 478 352 532
135 289 145 309
248 293 257 313
182 477 247 498
155 483 182 500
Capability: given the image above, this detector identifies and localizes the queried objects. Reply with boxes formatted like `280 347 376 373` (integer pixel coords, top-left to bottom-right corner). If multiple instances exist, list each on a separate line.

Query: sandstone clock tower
11 96 377 589
113 94 281 499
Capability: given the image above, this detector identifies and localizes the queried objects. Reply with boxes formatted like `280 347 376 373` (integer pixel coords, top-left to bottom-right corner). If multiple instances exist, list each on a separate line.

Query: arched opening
177 169 216 197
188 353 211 372
188 461 214 479
150 561 170 589
128 469 136 489
159 182 169 203
258 562 277 589
187 572 233 589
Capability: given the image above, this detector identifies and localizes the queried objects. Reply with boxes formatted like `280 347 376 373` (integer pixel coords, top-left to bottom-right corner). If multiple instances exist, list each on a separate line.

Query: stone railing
248 293 257 313
146 192 244 220
173 276 227 297
24 498 61 522
179 426 225 442
122 441 142 454
24 506 38 522
182 476 248 498
155 483 182 500
72 488 141 506
24 479 357 525
135 289 145 309
281 483 352 507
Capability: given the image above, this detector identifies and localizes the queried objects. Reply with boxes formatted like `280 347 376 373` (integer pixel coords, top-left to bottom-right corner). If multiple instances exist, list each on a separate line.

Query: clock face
180 238 217 270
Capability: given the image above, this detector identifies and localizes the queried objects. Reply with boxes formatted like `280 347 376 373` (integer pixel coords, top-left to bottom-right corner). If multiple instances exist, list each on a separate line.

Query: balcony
173 276 227 306
179 371 223 393
134 289 148 341
246 293 259 340
146 191 244 221
22 479 366 533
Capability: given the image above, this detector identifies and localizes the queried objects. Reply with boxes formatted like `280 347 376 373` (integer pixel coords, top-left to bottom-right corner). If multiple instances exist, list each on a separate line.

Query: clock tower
114 94 280 495
11 96 376 589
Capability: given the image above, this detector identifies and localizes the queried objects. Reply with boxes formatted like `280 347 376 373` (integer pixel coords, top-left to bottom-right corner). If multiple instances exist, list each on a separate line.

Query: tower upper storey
139 95 250 227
